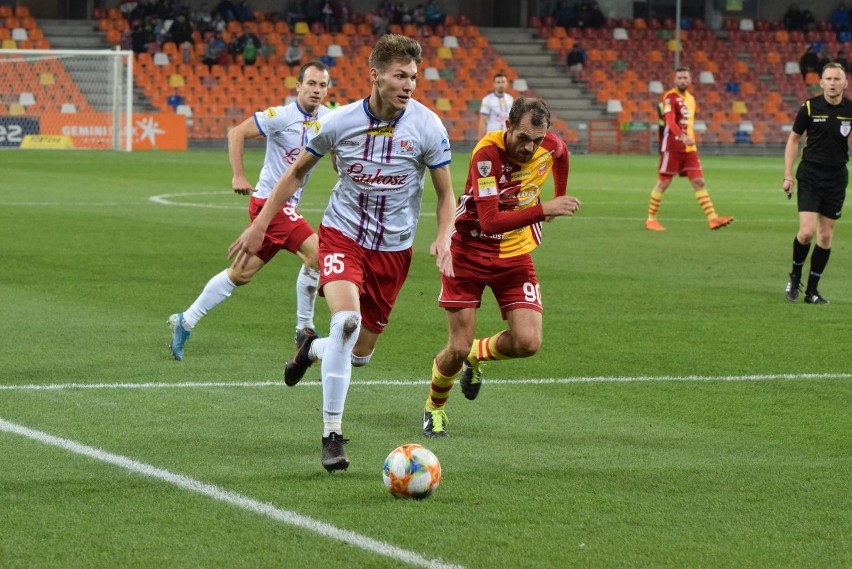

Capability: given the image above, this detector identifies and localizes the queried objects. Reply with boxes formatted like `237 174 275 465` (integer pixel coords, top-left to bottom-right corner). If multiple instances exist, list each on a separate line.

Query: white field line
0 417 463 569
1 373 850 392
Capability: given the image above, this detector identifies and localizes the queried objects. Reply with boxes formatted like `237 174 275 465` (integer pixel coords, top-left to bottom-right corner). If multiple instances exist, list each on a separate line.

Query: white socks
295 265 320 331
183 270 236 329
322 310 361 434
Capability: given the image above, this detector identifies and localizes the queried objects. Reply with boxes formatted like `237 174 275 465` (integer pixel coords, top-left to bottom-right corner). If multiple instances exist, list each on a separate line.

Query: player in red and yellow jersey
645 67 734 231
422 97 581 437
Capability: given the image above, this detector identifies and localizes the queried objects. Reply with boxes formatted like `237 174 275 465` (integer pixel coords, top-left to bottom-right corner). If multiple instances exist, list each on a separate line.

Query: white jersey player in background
168 61 332 361
478 71 514 138
229 34 456 472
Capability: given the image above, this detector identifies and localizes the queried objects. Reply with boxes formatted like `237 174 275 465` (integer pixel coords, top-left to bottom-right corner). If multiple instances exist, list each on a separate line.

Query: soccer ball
383 443 442 499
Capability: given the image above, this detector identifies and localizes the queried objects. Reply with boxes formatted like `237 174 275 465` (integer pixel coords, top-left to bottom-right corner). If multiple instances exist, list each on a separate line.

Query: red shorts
249 197 315 264
438 246 542 319
658 150 704 180
317 225 412 334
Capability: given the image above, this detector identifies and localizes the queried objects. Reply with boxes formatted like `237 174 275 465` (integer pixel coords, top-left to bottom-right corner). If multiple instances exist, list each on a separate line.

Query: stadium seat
11 28 28 41
60 103 77 113
648 80 664 94
613 27 628 40
739 19 755 31
693 120 707 133
606 99 623 113
424 67 440 81
738 121 754 132
513 78 528 92
443 35 459 48
18 92 35 106
153 53 170 66
699 71 715 84
327 44 343 58
294 21 309 35
784 61 799 75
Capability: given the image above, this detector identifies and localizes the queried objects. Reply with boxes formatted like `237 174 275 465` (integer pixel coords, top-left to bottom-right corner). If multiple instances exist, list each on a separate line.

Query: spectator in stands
566 43 587 81
576 1 605 29
644 67 734 232
478 72 514 138
800 45 821 79
193 2 215 33
553 1 574 28
284 38 303 69
130 20 153 53
819 48 832 71
234 0 255 22
325 92 341 109
230 25 262 65
166 13 195 48
424 0 446 29
332 0 350 33
322 0 334 30
412 3 426 28
371 10 390 36
166 88 185 111
831 3 850 31
216 0 238 21
202 31 228 69
783 4 807 31
836 49 848 70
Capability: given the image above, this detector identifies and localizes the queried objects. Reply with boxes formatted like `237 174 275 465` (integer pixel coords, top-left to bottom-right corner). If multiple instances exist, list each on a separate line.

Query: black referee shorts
796 162 847 220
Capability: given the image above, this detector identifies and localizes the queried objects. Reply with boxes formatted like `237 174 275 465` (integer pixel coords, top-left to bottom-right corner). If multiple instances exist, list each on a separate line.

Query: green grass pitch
1 149 850 568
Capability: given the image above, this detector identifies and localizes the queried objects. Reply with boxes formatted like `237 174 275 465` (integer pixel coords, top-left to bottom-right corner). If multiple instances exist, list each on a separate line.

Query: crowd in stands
541 1 605 29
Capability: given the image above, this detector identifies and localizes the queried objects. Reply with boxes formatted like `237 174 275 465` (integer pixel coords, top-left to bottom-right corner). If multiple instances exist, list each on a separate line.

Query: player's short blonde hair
822 62 846 75
369 34 422 71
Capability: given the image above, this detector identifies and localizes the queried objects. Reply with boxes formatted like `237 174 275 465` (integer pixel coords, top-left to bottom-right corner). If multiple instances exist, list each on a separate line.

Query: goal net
0 49 133 150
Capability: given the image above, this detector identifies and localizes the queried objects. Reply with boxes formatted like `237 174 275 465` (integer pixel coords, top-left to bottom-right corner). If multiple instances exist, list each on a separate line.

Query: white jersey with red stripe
251 101 330 206
305 97 451 251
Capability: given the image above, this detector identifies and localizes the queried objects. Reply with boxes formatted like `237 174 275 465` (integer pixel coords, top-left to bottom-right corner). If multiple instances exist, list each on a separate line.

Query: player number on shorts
282 206 302 221
523 282 541 304
323 253 345 275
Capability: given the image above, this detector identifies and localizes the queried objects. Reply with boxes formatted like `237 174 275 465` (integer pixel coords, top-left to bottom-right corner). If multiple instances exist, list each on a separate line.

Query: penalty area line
1 373 850 391
0 417 463 569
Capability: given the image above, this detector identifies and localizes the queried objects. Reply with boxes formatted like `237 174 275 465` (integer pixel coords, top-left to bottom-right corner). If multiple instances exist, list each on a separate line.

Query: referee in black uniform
783 62 852 304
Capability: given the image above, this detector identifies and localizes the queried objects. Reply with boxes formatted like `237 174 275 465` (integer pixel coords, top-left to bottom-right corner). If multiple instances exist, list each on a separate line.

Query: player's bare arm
228 116 264 195
228 151 320 263
783 131 803 197
428 165 456 278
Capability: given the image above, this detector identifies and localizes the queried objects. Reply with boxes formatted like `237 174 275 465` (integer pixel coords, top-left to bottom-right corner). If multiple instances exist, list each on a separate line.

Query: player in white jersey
228 34 456 472
167 61 331 361
478 72 514 138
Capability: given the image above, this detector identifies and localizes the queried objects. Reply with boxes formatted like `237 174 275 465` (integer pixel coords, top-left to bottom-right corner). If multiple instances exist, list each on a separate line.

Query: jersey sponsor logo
399 139 414 153
367 125 395 137
537 159 548 176
283 147 301 164
841 121 851 137
441 137 450 150
265 107 277 118
510 169 531 181
477 176 498 197
477 160 492 176
304 119 319 134
339 138 359 146
502 186 540 206
345 162 410 186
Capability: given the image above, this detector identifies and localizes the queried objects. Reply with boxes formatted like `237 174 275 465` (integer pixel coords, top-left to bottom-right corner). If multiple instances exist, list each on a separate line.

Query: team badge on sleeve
841 121 851 137
265 107 276 118
477 176 498 197
477 160 492 176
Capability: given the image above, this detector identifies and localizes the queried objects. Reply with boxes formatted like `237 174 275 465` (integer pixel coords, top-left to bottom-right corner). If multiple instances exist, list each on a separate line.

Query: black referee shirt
793 95 852 168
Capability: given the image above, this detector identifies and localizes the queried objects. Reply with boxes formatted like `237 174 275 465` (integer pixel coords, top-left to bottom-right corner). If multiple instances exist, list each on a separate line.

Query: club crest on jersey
477 160 492 176
265 107 277 118
399 140 414 153
841 121 851 137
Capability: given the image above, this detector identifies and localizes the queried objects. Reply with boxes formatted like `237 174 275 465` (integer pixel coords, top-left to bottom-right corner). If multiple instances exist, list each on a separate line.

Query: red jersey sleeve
468 144 545 235
542 133 569 197
664 92 683 137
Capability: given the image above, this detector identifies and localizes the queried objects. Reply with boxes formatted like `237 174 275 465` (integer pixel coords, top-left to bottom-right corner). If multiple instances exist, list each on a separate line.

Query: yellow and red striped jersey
452 130 569 258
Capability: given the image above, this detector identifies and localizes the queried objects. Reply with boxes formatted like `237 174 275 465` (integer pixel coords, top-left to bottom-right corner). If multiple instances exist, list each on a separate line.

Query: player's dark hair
509 96 551 129
675 66 690 73
369 34 422 71
493 72 507 80
298 60 330 83
822 61 846 74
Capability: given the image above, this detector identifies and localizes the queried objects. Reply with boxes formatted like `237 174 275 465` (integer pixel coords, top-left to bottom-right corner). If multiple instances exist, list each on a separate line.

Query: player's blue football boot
168 313 191 361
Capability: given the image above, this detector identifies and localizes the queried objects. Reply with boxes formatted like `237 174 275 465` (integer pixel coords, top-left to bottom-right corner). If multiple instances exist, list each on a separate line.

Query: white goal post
0 49 133 150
